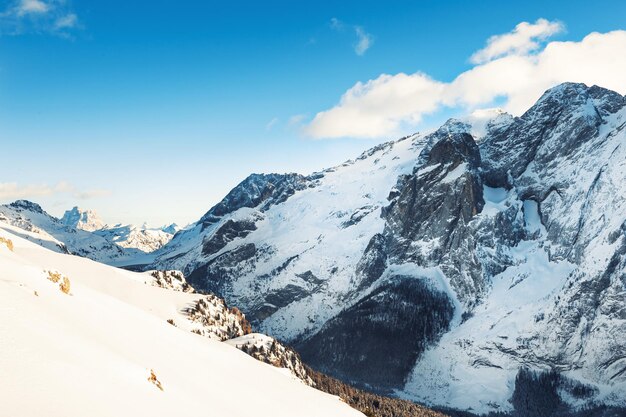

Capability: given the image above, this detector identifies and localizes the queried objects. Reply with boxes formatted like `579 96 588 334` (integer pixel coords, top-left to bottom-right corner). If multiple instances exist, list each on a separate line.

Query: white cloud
0 183 55 200
306 73 444 138
354 26 373 56
471 18 564 64
0 182 110 201
305 23 626 139
16 0 49 16
1 0 80 36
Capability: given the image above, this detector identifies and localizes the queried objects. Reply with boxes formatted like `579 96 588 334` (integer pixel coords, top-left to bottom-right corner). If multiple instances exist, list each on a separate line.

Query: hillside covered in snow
0 222 365 417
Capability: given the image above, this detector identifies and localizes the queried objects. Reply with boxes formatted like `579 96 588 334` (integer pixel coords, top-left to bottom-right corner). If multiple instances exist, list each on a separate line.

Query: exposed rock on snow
227 333 314 386
146 270 194 293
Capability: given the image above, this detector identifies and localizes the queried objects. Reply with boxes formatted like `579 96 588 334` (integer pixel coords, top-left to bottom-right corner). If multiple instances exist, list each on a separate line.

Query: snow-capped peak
8 199 45 214
440 108 515 140
161 223 180 234
60 206 105 232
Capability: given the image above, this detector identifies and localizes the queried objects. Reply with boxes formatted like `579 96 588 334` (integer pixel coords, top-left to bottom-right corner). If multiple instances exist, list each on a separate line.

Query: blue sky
1 0 626 225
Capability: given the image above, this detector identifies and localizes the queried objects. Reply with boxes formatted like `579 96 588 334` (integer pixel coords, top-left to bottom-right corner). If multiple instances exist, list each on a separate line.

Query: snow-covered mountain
61 205 177 253
0 200 142 264
94 223 176 253
0 222 364 417
0 202 176 264
61 206 105 231
148 82 626 414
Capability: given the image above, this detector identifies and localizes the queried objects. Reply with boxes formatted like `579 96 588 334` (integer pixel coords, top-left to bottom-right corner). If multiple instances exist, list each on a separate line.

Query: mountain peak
8 200 45 214
199 172 309 227
524 82 626 122
61 206 105 232
161 223 179 234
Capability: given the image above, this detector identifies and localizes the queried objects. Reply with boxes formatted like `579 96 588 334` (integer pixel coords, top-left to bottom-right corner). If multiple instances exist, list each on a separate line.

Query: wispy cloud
0 182 110 201
330 17 344 31
265 117 279 131
288 114 307 127
330 17 374 56
53 12 77 30
354 26 373 56
0 0 81 37
305 20 626 139
16 0 50 16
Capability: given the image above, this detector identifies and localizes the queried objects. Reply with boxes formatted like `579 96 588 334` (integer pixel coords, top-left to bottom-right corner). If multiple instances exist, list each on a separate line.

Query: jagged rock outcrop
147 270 194 292
227 333 314 386
381 128 486 307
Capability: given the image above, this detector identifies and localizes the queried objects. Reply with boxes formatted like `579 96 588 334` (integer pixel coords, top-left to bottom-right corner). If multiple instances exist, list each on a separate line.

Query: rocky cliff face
149 82 626 413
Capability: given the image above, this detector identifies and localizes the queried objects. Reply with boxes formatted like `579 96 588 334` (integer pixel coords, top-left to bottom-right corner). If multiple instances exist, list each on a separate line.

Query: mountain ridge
147 82 626 413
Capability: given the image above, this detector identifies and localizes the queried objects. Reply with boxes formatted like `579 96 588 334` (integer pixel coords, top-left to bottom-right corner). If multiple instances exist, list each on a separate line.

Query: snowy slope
148 82 626 413
0 223 363 417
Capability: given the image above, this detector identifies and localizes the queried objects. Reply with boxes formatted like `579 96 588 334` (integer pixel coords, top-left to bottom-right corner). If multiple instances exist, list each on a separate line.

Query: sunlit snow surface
0 223 361 417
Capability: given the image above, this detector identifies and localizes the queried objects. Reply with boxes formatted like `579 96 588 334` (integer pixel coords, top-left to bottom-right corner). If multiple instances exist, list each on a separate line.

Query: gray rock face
150 82 626 412
381 128 486 307
60 206 105 232
199 173 310 228
201 218 259 256
9 200 45 214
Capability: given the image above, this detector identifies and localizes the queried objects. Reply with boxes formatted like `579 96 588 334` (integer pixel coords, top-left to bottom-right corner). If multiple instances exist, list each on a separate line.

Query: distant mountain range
0 202 178 264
